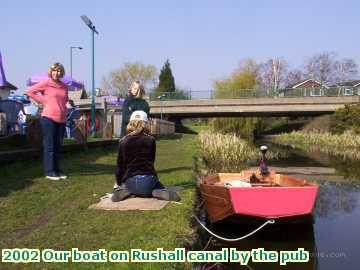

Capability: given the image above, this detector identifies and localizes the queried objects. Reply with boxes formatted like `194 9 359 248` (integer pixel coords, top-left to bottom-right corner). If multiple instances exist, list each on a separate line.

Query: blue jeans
66 120 74 138
41 117 65 175
125 175 165 197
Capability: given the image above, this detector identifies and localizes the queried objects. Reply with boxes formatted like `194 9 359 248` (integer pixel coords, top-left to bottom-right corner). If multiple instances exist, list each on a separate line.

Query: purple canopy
27 73 83 89
101 95 125 106
0 50 18 90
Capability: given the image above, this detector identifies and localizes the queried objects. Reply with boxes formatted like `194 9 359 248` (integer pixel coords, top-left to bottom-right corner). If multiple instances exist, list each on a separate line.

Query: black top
115 133 157 185
121 94 150 136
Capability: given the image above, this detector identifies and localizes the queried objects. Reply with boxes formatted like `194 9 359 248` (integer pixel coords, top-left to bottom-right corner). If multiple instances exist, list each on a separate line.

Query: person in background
66 99 76 138
26 63 68 181
120 81 149 137
112 110 180 202
17 108 27 135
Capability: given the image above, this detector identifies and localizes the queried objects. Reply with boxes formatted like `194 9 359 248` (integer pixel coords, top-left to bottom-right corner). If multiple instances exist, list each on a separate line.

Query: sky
2 0 359 94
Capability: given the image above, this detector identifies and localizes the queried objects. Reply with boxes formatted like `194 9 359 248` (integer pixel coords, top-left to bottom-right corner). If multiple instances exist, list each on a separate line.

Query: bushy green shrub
212 117 264 138
330 104 360 134
262 117 308 135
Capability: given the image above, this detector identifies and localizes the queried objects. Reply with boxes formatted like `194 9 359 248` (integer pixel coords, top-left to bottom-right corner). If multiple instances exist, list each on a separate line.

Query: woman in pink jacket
27 63 69 180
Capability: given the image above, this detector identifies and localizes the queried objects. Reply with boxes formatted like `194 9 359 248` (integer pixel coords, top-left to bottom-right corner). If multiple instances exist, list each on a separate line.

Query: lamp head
80 15 99 34
80 15 92 27
260 145 268 155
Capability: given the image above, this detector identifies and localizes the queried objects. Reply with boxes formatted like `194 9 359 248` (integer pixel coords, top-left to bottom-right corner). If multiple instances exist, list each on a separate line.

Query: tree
214 58 260 98
102 62 157 97
260 58 288 94
304 52 337 85
212 58 263 137
157 59 175 92
284 69 305 87
334 58 358 82
100 76 112 95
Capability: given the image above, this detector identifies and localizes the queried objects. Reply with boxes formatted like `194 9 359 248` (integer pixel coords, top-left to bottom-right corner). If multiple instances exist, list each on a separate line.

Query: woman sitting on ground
112 110 180 202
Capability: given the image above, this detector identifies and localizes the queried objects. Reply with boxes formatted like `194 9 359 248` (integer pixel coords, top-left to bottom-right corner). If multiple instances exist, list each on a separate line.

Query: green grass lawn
0 133 200 270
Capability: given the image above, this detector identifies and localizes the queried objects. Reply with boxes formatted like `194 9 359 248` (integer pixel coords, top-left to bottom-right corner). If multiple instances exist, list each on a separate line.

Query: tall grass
273 131 360 160
199 131 278 173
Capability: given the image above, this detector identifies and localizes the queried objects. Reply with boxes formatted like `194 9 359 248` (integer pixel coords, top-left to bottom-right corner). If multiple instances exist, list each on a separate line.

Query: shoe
57 171 68 180
111 188 131 202
152 189 181 202
45 173 61 181
113 183 127 190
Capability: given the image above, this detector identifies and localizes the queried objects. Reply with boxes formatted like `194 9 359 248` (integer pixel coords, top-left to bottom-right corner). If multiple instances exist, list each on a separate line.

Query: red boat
199 170 319 223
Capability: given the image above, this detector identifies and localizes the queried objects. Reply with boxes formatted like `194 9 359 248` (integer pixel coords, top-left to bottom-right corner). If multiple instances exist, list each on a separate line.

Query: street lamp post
80 15 99 137
70 46 82 79
157 94 166 120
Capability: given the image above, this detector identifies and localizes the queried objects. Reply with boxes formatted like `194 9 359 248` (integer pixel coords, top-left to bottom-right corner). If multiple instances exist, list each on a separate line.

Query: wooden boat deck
203 171 314 187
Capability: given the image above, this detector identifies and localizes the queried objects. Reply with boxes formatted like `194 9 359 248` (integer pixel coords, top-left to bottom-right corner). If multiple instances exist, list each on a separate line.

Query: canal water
199 143 360 270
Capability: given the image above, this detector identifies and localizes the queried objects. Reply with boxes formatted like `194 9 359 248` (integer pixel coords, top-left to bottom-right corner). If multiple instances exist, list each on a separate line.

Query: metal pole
70 47 73 78
160 98 163 120
80 15 97 136
157 95 165 120
70 46 82 79
91 29 96 137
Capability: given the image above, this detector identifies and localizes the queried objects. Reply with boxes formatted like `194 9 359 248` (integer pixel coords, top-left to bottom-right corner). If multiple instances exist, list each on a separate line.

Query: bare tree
260 58 288 94
100 76 113 95
334 58 358 82
304 52 338 85
284 69 305 87
305 60 316 80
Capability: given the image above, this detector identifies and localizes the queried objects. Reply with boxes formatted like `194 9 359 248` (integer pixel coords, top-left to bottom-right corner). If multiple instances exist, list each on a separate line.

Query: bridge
149 96 360 118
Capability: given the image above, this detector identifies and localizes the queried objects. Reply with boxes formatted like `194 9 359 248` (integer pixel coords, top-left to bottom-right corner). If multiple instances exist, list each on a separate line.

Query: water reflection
315 181 360 218
328 158 360 182
264 141 360 181
199 223 317 270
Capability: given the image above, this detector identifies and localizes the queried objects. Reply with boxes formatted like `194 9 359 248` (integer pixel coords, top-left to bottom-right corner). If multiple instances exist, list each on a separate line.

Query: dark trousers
125 175 165 197
41 117 65 175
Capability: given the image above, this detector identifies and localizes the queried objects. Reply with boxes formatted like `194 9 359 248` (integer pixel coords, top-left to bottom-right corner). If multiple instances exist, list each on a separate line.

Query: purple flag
0 50 17 90
0 51 6 86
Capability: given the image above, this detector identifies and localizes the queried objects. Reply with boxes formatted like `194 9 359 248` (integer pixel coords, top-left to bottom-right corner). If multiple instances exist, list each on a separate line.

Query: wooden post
84 113 88 142
0 113 6 136
102 99 107 126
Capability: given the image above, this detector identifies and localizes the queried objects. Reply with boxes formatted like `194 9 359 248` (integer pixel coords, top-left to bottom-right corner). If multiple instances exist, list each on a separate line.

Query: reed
273 131 360 160
199 131 278 173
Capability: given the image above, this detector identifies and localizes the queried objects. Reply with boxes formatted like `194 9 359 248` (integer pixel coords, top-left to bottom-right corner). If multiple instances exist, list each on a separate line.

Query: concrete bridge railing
149 96 360 118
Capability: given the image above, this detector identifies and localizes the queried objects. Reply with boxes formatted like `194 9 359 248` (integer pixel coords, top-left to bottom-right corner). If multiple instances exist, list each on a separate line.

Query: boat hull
199 171 319 223
229 186 319 219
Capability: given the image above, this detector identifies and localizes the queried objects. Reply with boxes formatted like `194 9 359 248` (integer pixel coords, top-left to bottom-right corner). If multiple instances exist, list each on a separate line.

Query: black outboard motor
259 145 269 176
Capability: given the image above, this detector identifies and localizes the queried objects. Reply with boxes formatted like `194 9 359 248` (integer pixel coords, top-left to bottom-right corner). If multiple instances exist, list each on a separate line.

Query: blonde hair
126 119 150 136
130 81 145 99
48 63 65 78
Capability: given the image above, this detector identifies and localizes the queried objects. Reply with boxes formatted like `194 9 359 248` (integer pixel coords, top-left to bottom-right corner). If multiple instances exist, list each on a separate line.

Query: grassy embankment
0 132 200 270
273 131 360 160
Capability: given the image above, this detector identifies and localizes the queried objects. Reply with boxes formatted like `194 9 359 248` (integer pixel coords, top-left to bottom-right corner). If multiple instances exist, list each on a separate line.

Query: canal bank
0 132 202 270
